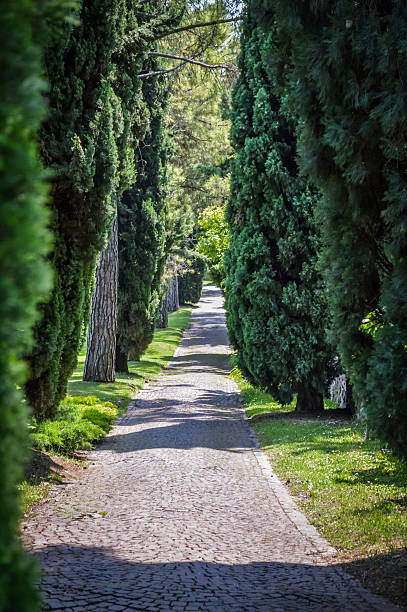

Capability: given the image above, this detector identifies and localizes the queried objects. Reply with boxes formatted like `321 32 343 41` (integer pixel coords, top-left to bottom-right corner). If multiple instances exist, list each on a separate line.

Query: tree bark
295 384 324 412
345 378 357 415
166 273 179 312
83 216 118 382
156 289 169 329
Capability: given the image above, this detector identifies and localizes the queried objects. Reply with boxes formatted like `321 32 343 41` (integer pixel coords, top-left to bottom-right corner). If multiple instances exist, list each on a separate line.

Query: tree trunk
156 290 169 329
295 384 324 412
345 378 357 415
166 273 179 312
115 345 128 373
83 216 118 382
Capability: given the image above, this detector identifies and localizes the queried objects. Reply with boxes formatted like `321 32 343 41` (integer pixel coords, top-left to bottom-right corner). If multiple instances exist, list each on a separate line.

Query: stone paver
23 285 398 611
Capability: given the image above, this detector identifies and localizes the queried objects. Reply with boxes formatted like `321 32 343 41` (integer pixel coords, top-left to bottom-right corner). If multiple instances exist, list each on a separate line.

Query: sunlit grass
254 419 407 556
233 365 407 607
68 306 192 406
232 365 407 554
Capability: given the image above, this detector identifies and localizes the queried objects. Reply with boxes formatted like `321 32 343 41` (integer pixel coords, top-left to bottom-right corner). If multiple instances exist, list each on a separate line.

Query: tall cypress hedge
25 1 182 419
224 3 335 411
263 1 407 453
0 3 54 608
116 58 170 370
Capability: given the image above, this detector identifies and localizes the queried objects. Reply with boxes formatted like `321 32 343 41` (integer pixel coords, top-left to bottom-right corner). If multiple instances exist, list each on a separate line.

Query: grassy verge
68 306 192 406
20 307 192 514
232 367 407 609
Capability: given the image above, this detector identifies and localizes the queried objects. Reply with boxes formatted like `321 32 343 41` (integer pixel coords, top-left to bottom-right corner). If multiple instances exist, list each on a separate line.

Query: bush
31 396 118 456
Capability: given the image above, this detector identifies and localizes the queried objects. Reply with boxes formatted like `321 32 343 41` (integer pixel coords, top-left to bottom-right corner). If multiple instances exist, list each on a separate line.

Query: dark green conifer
224 3 335 410
265 1 407 454
116 58 170 370
25 1 183 418
0 2 55 608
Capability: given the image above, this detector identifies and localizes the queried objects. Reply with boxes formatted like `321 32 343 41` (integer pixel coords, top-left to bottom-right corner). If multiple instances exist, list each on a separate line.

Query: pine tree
224 3 335 410
265 1 407 454
116 58 170 371
0 2 62 607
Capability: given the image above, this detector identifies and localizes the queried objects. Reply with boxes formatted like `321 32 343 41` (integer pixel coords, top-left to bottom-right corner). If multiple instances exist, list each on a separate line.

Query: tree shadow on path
34 544 396 611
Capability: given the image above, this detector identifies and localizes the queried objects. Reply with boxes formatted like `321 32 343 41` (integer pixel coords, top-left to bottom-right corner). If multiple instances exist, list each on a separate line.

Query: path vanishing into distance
23 285 398 611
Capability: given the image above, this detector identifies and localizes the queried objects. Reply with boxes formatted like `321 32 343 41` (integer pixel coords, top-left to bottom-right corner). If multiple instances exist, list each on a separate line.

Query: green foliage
224 5 335 411
197 205 229 286
31 396 118 455
0 0 71 607
25 1 182 420
264 1 407 454
116 57 171 368
178 253 206 304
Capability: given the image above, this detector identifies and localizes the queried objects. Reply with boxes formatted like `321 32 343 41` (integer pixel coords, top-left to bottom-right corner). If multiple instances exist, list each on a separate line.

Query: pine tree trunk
156 290 169 329
295 384 324 412
115 345 128 373
83 216 118 382
166 274 179 312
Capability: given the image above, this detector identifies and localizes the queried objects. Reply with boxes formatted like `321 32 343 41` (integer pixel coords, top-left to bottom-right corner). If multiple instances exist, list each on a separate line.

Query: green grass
68 306 192 406
18 478 53 515
254 419 407 556
231 367 295 418
232 367 342 419
22 307 192 514
232 366 407 607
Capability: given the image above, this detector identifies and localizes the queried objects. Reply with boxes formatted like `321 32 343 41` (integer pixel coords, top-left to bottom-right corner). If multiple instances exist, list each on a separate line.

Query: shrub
31 396 118 455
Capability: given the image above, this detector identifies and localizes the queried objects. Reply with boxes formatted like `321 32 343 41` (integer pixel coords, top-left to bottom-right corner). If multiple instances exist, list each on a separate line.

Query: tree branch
157 16 242 38
139 60 188 78
147 51 235 71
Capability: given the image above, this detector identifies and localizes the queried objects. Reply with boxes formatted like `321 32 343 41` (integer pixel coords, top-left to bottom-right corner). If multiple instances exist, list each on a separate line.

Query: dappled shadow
252 409 353 423
31 544 398 610
334 463 407 487
104 392 247 454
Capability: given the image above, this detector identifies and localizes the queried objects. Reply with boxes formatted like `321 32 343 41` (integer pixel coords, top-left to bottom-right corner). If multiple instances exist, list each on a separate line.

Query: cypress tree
116 58 170 370
224 3 335 410
265 1 407 454
25 2 181 418
0 2 57 608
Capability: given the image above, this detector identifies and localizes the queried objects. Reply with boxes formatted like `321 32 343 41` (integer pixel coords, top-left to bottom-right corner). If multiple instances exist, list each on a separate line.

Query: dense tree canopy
224 3 335 411
116 57 171 369
260 0 407 454
25 1 184 419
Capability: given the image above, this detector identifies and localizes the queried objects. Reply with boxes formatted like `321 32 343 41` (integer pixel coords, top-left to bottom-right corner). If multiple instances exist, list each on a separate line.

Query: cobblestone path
23 285 398 611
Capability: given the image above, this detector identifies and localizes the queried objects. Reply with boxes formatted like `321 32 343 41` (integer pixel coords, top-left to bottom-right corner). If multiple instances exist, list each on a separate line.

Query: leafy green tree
197 204 228 286
116 57 171 370
25 1 183 419
224 4 335 411
264 1 407 453
0 2 59 608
